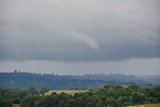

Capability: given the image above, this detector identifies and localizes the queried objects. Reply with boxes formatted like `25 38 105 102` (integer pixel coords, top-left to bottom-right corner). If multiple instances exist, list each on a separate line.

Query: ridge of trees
1 71 159 90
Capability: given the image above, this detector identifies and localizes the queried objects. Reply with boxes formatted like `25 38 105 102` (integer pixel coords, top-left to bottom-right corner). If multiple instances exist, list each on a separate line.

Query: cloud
0 0 160 62
71 32 99 50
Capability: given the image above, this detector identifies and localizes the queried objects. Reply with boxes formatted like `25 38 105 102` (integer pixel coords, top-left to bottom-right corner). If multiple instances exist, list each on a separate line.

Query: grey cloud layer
0 0 160 61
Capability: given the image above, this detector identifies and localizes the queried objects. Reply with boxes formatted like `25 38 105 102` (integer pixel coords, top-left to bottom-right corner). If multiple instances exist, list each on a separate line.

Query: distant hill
0 71 159 89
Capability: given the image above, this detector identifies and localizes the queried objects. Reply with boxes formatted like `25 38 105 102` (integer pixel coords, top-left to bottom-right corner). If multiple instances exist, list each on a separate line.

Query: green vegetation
12 104 20 107
1 72 160 89
128 103 160 107
0 84 160 107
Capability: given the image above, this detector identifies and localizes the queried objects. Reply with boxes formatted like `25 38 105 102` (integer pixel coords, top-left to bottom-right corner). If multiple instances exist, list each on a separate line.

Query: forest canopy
0 84 160 107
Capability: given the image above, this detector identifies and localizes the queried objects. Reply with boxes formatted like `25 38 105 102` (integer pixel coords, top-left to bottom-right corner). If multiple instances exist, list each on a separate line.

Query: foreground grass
128 103 160 107
12 104 20 107
45 89 88 96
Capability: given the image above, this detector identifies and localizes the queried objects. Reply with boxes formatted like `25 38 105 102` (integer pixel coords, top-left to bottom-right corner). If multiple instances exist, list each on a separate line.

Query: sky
0 0 160 75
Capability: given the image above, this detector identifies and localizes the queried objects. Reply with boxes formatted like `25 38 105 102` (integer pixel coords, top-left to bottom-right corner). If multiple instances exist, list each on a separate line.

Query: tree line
1 71 157 89
0 84 160 107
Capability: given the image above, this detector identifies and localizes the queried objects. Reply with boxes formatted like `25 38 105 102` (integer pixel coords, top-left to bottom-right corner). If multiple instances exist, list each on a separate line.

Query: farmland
45 89 88 96
12 104 20 107
128 103 160 107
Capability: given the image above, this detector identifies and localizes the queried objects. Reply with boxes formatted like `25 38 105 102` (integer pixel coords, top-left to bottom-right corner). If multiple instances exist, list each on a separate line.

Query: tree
105 97 115 107
132 92 146 104
96 100 104 107
86 102 94 107
27 87 37 95
21 95 39 107
0 99 12 107
58 100 65 107
39 88 49 96
12 99 20 104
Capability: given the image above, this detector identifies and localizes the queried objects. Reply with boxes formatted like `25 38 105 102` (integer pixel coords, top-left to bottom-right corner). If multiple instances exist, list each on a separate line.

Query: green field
12 104 20 107
12 101 160 107
128 103 160 107
45 89 88 96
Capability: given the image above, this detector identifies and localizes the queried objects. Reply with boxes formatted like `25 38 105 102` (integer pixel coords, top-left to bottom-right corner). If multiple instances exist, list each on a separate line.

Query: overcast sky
0 0 160 75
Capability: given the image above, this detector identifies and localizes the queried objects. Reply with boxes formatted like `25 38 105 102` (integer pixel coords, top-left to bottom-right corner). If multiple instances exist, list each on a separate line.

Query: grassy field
45 89 88 96
128 103 160 107
12 104 20 107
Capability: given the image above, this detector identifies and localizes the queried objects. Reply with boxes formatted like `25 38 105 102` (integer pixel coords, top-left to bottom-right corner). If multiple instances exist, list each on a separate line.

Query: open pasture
45 89 88 96
128 103 160 107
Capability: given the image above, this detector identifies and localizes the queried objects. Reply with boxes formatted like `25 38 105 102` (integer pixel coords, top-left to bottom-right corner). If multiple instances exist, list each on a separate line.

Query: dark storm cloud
0 0 160 61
